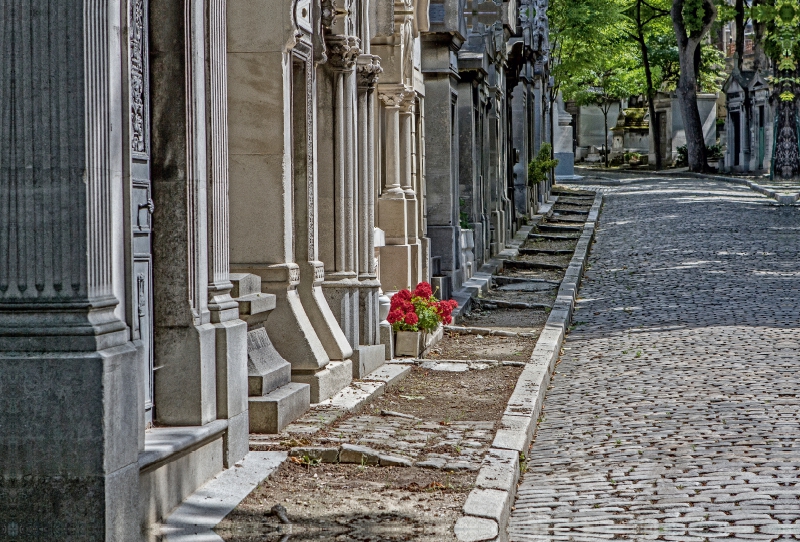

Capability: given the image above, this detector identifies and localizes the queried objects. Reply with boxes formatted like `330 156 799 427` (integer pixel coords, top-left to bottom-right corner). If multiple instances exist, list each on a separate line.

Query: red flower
390 290 413 311
387 310 404 324
413 282 433 299
404 312 419 325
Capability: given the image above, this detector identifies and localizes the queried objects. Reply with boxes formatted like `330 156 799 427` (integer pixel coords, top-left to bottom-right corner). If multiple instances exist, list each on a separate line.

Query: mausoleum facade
0 0 553 537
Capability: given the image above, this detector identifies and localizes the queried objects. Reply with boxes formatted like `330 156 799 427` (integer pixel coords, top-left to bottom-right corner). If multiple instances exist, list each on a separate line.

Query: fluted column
206 0 248 467
356 54 382 346
0 0 138 537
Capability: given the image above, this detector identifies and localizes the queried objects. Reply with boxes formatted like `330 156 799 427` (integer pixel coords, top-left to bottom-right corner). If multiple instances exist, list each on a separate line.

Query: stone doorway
128 0 155 426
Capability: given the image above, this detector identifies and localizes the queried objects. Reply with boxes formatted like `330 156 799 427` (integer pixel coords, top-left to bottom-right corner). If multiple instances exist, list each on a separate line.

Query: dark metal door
129 0 154 426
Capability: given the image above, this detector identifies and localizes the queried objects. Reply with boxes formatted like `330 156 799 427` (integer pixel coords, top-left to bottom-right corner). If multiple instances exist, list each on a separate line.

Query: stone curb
454 191 603 542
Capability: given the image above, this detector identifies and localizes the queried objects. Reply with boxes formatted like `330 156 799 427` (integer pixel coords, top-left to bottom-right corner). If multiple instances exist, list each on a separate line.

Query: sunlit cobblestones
509 177 800 541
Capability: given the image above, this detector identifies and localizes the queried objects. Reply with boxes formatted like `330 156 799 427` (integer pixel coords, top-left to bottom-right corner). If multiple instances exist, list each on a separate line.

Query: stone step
249 382 311 434
502 259 567 271
536 224 583 233
230 273 261 297
249 357 292 397
237 292 276 316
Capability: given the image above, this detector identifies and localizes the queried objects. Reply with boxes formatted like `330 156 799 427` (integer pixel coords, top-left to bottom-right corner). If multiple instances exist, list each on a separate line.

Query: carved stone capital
326 35 361 70
357 55 382 90
378 84 411 108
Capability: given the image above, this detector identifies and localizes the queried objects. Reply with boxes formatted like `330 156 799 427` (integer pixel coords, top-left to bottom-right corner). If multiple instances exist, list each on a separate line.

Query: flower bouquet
387 282 458 356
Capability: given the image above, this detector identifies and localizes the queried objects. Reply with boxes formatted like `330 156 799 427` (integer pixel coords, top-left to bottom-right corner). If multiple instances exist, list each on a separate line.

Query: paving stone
508 176 800 541
287 447 339 463
339 443 381 465
455 516 500 542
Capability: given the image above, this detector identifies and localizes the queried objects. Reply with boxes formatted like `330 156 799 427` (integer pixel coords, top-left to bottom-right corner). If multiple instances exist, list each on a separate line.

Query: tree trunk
636 0 662 169
734 0 744 70
671 0 715 172
602 107 609 168
751 0 768 72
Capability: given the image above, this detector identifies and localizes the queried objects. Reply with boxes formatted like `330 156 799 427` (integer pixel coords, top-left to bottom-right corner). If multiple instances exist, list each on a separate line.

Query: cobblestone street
509 176 800 541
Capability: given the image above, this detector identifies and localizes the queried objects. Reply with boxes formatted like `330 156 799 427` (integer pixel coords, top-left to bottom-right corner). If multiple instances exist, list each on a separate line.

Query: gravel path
509 176 800 541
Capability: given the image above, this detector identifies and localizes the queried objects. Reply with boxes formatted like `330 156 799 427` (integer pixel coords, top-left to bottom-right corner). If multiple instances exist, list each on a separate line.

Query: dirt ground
219 365 525 542
460 307 549 332
368 364 523 422
215 462 473 541
215 189 595 541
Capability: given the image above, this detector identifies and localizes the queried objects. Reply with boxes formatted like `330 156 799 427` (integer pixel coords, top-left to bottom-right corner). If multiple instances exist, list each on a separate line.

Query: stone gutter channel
450 197 559 318
453 191 603 542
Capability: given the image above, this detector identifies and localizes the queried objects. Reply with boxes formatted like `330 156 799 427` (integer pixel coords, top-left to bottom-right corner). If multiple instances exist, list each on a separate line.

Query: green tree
671 0 718 172
547 0 630 138
623 0 672 169
562 48 645 166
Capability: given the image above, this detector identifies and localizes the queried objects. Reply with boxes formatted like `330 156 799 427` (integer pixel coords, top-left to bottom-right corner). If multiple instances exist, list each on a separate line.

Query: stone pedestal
379 245 414 292
554 94 577 180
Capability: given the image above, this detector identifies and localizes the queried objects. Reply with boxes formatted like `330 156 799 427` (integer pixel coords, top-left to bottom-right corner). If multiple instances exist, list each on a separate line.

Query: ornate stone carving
378 86 409 107
306 59 316 261
130 0 148 155
327 36 361 70
531 0 550 62
357 55 382 90
774 99 800 179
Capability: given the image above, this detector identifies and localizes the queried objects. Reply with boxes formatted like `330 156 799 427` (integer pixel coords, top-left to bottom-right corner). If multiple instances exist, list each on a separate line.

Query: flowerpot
394 330 422 357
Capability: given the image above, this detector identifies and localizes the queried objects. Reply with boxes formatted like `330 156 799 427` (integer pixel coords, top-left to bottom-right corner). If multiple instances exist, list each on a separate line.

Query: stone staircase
231 273 311 434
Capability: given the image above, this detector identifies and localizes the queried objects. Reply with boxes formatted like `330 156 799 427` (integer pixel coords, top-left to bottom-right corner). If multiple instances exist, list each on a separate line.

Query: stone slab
322 380 385 412
362 363 413 386
292 359 353 403
491 415 533 453
352 344 387 378
229 273 262 298
463 488 510 534
248 382 311 434
157 451 286 541
475 448 519 499
339 443 381 465
455 516 500 542
379 454 413 467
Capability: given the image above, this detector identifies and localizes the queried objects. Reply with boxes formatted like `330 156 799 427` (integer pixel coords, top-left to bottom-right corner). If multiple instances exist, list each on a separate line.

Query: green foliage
548 0 632 98
458 198 471 230
682 0 710 33
751 0 800 99
528 144 559 185
646 34 726 92
676 144 688 166
706 143 724 160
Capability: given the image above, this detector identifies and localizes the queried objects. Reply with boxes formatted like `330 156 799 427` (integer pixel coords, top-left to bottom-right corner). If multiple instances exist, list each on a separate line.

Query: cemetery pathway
508 176 800 541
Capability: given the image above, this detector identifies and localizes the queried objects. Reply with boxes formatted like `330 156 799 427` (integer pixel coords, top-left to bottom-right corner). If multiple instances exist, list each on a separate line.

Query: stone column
400 93 424 285
227 4 347 402
294 45 355 393
150 0 219 427
377 86 414 292
318 36 362 351
357 55 383 347
205 0 248 466
0 0 139 537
